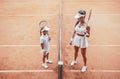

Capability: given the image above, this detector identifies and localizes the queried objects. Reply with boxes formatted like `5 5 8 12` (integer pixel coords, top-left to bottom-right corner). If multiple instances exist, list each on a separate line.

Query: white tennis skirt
72 34 88 48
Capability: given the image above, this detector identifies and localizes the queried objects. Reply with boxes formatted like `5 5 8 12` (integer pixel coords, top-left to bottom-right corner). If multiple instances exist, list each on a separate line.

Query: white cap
41 26 50 32
74 13 85 19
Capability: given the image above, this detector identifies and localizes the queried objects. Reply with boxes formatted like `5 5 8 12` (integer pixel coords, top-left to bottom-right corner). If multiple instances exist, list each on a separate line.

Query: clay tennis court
0 0 120 79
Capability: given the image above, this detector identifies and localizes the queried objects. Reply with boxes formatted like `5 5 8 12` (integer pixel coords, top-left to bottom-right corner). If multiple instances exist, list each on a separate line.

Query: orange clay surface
0 0 120 79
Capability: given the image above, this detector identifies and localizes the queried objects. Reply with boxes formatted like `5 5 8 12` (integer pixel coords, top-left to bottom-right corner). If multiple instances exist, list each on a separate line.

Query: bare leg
81 48 87 66
46 53 49 60
42 54 48 69
43 54 46 63
46 53 52 63
74 46 79 61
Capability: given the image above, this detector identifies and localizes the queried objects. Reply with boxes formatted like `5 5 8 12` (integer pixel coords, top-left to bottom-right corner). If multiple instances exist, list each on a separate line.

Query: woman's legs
81 48 87 66
46 53 49 60
74 46 79 61
71 46 79 66
81 48 87 72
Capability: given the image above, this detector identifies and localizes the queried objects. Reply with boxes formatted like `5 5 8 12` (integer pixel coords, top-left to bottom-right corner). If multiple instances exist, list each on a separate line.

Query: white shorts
72 34 88 48
40 49 50 55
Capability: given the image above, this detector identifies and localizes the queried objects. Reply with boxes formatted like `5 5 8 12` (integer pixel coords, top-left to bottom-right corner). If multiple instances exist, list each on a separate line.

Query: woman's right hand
70 38 73 45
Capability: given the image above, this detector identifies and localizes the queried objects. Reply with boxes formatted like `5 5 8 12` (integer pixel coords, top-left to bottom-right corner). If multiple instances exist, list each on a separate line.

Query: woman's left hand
86 34 90 37
86 26 90 37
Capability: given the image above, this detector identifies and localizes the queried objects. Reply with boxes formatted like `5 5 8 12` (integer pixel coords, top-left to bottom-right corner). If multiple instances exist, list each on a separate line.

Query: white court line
0 70 54 73
0 44 120 47
1 69 119 73
89 45 120 47
66 45 120 47
68 70 120 73
64 14 120 15
90 70 120 73
0 45 57 47
0 14 57 16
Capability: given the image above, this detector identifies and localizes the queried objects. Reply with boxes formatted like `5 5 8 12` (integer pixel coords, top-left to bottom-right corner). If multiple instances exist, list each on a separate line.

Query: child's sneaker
46 59 52 64
81 66 87 72
42 63 48 69
70 60 77 66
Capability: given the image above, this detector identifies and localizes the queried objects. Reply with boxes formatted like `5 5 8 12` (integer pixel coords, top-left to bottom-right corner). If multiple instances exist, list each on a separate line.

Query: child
40 26 52 69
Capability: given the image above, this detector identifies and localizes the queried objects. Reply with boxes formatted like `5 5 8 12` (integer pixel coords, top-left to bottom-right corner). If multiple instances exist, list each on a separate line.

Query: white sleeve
40 37 44 44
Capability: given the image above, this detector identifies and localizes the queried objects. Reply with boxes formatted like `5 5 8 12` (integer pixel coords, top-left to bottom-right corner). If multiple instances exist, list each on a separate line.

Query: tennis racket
39 20 49 35
86 9 92 27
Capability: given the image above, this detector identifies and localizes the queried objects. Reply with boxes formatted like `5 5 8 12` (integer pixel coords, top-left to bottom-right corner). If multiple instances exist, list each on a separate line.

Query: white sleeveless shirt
72 22 88 48
75 22 87 35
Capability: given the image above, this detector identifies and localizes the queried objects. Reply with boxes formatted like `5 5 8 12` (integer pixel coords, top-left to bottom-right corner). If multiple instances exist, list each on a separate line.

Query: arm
41 43 44 49
49 37 51 41
40 37 44 49
72 31 76 39
71 21 78 39
86 26 90 37
40 38 46 54
41 43 47 54
70 30 76 45
47 34 51 41
70 21 78 45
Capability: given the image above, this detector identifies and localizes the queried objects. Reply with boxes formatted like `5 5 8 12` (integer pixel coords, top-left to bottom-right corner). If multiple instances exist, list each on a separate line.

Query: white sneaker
81 66 87 72
42 63 48 69
46 59 52 64
70 60 77 66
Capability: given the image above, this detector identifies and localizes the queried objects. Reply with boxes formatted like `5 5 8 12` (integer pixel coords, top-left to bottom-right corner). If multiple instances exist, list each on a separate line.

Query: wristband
71 38 73 41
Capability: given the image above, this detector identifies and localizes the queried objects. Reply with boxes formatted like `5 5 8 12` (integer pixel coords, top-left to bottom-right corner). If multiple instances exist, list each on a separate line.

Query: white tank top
75 22 87 35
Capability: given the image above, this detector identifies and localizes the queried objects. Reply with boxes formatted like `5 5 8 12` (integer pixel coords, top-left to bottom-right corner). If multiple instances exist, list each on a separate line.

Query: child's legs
42 52 50 63
46 53 49 60
43 54 47 63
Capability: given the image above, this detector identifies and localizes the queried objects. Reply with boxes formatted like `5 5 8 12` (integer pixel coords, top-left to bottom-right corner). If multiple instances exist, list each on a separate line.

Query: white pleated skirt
72 34 88 48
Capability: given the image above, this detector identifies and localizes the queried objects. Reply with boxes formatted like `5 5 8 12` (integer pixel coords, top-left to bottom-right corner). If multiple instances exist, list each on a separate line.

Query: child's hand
49 37 51 41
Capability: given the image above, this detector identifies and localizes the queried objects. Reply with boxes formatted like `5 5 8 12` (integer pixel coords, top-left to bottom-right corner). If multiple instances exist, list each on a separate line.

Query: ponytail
75 21 86 27
75 21 79 27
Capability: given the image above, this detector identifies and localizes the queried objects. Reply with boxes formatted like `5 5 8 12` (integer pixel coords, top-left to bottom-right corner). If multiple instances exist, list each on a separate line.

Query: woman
70 10 90 72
